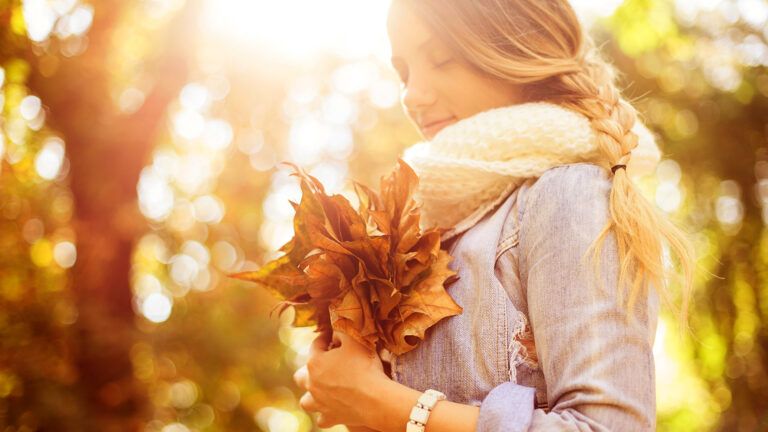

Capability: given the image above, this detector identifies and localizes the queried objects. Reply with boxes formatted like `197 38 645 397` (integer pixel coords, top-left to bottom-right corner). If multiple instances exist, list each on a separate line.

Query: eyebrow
390 35 439 66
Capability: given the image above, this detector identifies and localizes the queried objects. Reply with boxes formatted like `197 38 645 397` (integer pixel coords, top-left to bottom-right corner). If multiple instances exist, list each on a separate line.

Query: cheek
440 70 516 118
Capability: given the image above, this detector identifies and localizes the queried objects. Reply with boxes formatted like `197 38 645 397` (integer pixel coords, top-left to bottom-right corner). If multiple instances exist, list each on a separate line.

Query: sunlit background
1 0 767 431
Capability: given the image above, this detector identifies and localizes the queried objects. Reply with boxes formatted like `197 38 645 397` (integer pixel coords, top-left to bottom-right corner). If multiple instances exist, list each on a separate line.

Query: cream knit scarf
401 102 662 241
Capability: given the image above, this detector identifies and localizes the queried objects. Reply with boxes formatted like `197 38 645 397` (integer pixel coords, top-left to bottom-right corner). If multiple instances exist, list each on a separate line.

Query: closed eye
432 57 455 69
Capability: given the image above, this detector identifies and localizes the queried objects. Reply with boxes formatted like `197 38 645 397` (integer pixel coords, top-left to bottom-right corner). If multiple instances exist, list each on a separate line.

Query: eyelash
397 58 454 87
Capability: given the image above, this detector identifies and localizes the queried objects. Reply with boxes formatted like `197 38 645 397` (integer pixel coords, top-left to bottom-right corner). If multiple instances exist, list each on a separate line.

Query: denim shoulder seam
494 178 537 261
517 163 605 277
517 177 545 283
495 230 519 262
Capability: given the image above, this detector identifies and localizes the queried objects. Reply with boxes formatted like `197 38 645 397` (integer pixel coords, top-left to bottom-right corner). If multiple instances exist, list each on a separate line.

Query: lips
420 117 456 138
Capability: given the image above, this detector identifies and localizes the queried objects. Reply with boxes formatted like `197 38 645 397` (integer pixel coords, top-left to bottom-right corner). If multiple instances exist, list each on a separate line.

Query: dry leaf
230 159 462 355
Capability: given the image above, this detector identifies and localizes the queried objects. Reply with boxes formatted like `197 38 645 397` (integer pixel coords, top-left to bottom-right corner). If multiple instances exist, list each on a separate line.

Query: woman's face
386 2 525 140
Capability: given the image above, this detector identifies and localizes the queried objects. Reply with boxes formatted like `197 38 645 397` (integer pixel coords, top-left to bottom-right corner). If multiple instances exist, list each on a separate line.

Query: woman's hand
293 330 389 429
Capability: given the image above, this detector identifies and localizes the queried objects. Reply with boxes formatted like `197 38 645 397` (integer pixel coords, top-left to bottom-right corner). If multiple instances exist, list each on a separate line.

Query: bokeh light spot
173 110 206 140
202 119 233 151
255 407 301 432
19 95 42 120
193 195 224 224
169 254 199 287
212 241 238 272
35 137 65 180
141 292 173 323
30 239 53 267
138 167 175 221
53 241 77 268
161 423 190 432
169 379 198 409
23 0 58 42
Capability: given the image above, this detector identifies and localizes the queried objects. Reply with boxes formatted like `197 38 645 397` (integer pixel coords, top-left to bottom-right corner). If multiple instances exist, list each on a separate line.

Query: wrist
357 374 392 428
362 376 423 432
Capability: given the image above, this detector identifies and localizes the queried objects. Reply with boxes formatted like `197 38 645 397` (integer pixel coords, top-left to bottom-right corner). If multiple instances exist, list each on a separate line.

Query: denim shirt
389 163 660 431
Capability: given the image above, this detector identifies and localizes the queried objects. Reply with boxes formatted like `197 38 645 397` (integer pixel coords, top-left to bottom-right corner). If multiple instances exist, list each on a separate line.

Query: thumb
310 329 333 355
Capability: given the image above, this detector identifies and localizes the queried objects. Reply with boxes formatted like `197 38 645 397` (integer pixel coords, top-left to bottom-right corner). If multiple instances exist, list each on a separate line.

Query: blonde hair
403 0 694 327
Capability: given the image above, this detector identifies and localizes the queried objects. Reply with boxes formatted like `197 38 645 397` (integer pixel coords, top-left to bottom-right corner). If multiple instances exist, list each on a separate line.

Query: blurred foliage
0 0 766 431
0 57 83 430
601 1 768 430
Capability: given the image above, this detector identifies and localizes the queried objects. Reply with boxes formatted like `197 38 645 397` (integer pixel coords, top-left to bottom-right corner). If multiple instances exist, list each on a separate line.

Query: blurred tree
1 0 200 429
0 57 83 430
25 1 200 426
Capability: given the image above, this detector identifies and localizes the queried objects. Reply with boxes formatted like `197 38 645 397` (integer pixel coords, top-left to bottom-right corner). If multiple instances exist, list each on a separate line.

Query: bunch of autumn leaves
231 160 462 356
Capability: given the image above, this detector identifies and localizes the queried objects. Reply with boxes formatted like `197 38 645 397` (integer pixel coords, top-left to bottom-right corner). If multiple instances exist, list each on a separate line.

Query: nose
401 72 436 116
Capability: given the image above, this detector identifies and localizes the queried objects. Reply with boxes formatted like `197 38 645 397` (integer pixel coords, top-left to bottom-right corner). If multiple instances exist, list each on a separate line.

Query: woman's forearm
362 377 479 432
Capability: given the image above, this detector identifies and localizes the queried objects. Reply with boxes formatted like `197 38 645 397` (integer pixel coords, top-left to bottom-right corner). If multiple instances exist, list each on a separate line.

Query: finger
293 365 308 389
332 330 344 347
328 330 351 350
316 413 326 428
310 331 332 355
334 331 375 357
316 413 337 429
299 391 320 413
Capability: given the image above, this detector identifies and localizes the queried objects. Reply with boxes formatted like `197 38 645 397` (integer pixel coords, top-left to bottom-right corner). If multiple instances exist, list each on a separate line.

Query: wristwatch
406 389 446 432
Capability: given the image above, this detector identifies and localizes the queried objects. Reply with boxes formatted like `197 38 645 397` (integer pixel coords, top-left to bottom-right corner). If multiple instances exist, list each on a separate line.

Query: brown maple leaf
230 159 462 355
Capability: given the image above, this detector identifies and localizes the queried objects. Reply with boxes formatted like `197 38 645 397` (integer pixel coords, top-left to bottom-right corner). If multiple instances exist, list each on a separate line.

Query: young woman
293 0 694 431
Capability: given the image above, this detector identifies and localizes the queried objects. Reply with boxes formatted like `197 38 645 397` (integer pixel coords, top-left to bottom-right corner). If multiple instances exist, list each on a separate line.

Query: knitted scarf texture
401 102 662 241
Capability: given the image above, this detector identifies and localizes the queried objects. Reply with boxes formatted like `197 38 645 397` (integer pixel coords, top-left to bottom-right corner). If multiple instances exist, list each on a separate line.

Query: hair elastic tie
611 164 627 175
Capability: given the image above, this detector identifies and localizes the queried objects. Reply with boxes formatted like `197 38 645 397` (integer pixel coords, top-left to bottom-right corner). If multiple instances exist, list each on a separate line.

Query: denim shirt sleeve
477 164 658 431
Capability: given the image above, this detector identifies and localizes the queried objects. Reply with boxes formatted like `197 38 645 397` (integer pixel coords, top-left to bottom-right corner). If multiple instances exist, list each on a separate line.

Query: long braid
537 43 694 327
